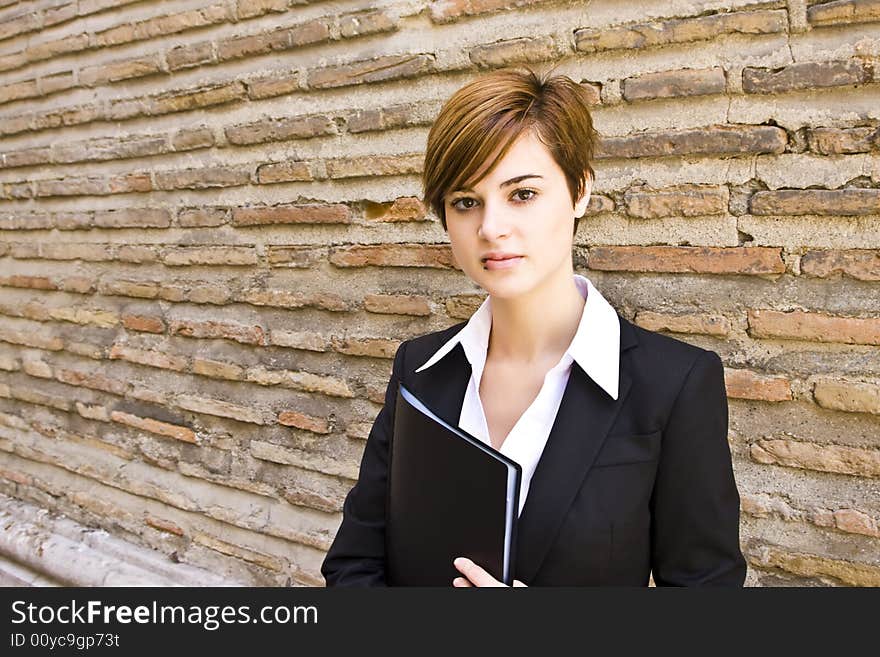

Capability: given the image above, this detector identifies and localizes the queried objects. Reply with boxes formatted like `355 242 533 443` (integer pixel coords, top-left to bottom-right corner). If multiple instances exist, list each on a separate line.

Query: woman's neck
486 269 586 365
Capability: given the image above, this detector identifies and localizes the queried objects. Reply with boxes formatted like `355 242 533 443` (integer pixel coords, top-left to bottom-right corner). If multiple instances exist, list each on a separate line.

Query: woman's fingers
453 557 506 587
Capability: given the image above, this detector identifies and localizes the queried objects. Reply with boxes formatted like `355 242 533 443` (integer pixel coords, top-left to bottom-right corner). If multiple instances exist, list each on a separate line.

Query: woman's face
444 129 591 301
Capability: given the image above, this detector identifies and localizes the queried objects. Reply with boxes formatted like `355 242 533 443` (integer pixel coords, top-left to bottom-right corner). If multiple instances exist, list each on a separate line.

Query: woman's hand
452 557 527 587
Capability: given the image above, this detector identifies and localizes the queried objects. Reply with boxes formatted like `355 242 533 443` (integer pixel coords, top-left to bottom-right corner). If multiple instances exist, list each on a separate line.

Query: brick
249 440 358 479
168 319 266 345
187 284 232 305
832 509 879 537
155 166 250 190
270 330 329 352
225 114 335 145
0 275 57 290
750 438 880 477
277 410 331 434
162 246 258 266
807 0 880 26
110 410 196 443
80 56 162 87
329 244 457 269
246 72 300 99
325 154 422 179
110 173 152 194
364 294 432 316
431 0 551 22
236 0 289 20
218 29 292 61
122 313 165 333
53 212 93 230
232 204 350 226
177 395 269 425
149 82 246 114
101 279 160 299
117 245 158 263
75 402 110 422
588 246 785 275
748 544 880 586
53 366 128 395
749 189 880 216
39 71 76 95
266 246 324 268
93 208 171 229
171 127 214 150
10 385 71 410
4 147 51 168
622 67 726 101
238 288 348 312
255 161 313 184
34 177 107 197
307 54 434 89
596 125 787 159
723 368 792 401
346 103 431 133
0 467 33 486
1 79 38 103
0 327 63 351
740 492 803 521
331 336 399 359
363 197 428 222
574 9 787 53
445 294 485 319
109 344 188 371
22 357 51 378
49 307 119 328
346 421 373 440
624 184 728 218
634 311 730 337
145 515 185 536
193 358 245 380
469 36 560 68
339 9 397 37
255 368 353 398
743 60 873 94
813 378 880 415
167 42 214 70
192 532 284 572
178 207 227 227
748 309 880 345
59 276 94 294
807 126 880 154
801 249 880 281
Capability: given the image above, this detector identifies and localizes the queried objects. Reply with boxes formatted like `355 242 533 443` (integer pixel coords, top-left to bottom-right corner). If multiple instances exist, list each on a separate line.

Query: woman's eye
450 190 536 211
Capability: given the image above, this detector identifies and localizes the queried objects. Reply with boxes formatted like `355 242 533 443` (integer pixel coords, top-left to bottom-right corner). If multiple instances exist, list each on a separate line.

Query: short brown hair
422 66 599 234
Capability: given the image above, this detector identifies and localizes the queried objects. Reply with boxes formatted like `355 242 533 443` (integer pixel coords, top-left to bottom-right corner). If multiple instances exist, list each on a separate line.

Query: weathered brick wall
0 0 877 586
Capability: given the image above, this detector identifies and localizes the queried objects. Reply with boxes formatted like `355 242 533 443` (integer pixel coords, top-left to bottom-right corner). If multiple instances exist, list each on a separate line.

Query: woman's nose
477 202 511 240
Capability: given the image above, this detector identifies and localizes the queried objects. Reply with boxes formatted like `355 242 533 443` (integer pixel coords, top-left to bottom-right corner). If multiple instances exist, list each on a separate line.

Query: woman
321 67 746 587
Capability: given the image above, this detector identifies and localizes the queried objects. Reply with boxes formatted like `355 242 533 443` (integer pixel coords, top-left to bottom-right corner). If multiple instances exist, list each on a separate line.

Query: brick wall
0 0 877 586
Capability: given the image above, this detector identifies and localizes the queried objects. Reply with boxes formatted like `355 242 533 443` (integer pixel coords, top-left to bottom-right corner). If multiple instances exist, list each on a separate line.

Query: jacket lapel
408 342 472 431
514 317 638 584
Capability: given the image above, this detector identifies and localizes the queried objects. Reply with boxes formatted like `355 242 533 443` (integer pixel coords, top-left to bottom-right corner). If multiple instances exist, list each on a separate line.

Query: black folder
386 383 521 586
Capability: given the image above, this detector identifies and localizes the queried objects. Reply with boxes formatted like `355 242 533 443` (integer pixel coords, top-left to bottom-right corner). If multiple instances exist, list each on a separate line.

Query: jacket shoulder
622 315 722 378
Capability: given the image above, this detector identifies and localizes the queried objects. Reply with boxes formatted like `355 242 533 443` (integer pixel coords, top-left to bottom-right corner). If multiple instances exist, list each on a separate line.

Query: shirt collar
414 274 621 400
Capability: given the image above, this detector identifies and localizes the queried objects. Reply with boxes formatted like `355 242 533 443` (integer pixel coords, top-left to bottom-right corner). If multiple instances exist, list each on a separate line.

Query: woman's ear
574 176 592 219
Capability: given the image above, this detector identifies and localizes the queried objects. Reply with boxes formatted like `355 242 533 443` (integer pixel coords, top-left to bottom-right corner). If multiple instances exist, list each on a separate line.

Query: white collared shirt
414 274 621 516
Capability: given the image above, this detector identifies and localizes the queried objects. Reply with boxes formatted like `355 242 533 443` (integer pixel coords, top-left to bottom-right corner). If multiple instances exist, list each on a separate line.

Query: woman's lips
483 256 524 270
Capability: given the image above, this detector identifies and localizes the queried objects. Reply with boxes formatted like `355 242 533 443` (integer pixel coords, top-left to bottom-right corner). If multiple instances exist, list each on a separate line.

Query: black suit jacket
321 314 747 586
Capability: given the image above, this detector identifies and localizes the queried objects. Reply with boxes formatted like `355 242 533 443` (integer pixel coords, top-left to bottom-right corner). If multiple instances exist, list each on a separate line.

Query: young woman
321 67 746 587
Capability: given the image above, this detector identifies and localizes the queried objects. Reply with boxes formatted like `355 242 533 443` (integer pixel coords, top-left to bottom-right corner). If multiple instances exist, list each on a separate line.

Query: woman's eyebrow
453 174 543 194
